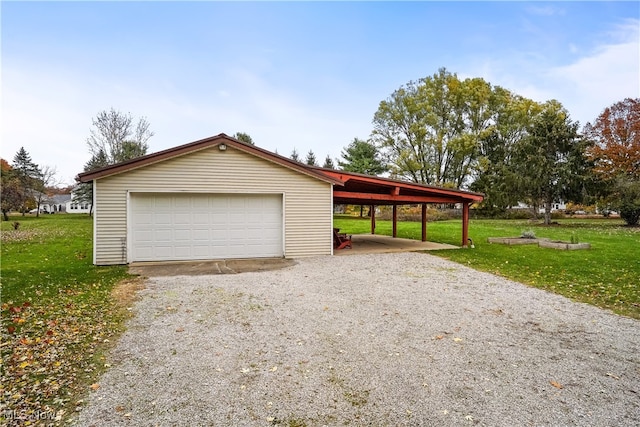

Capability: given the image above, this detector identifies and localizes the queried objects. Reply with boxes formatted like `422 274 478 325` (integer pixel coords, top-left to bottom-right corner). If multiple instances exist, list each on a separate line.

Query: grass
1 214 136 425
334 216 640 319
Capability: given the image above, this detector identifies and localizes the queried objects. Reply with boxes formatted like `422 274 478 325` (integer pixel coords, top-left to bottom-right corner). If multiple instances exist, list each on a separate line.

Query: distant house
512 201 567 213
39 194 71 213
66 190 92 214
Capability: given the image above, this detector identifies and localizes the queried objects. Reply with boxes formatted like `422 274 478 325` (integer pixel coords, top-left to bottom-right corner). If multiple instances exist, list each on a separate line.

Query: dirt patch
111 277 146 309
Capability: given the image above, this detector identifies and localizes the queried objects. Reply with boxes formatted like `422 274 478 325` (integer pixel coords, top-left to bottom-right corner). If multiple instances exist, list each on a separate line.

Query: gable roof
76 133 343 186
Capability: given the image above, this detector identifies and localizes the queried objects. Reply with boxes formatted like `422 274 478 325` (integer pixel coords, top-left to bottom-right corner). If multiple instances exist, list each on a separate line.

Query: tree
11 147 42 215
79 110 152 216
512 100 585 225
584 98 640 225
305 150 318 166
33 165 59 218
86 108 153 165
1 159 22 220
616 178 640 226
74 150 109 216
322 155 335 169
338 138 387 175
232 132 254 144
290 148 300 162
372 68 496 187
470 92 543 212
584 98 640 181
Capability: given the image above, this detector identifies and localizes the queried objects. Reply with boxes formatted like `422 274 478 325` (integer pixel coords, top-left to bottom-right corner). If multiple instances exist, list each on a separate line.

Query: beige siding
93 146 332 264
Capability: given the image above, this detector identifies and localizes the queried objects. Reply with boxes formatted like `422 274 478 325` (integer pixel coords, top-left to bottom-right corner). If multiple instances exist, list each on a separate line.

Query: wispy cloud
525 5 566 17
547 19 640 124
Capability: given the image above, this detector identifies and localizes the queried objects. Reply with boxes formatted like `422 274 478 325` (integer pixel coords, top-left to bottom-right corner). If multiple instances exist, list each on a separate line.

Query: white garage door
130 193 283 262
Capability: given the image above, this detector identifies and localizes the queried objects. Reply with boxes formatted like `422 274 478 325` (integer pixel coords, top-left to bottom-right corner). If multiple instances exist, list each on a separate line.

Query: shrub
521 230 537 239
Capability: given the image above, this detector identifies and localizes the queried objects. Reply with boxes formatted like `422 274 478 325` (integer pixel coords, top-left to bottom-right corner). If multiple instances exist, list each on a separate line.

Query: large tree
584 98 640 181
338 138 387 175
372 68 498 187
512 100 585 225
584 98 640 225
471 92 542 211
86 108 153 164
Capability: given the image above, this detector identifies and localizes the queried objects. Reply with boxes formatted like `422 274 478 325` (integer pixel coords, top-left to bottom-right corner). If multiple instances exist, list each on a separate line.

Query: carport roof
313 168 484 205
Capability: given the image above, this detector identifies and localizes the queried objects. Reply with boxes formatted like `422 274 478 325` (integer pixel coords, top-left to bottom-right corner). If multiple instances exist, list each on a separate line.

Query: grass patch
1 214 136 425
334 216 640 319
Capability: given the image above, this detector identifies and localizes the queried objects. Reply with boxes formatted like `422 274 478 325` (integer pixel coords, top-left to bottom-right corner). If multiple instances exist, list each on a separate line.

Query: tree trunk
359 205 364 217
544 198 553 225
2 210 8 221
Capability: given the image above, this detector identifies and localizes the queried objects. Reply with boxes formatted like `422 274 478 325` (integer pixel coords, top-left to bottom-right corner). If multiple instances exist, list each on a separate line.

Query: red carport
315 169 484 248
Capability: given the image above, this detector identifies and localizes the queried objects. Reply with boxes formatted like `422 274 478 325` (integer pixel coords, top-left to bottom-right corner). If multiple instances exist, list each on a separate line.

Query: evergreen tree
11 147 42 215
290 148 300 162
305 150 318 166
322 155 335 169
338 138 387 175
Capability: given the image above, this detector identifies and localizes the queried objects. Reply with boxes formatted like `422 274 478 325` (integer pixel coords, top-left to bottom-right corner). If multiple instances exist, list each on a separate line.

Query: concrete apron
129 235 457 277
334 233 458 255
129 258 297 277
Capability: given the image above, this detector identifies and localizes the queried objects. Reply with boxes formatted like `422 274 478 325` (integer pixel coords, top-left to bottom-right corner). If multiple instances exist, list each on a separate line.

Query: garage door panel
131 194 282 262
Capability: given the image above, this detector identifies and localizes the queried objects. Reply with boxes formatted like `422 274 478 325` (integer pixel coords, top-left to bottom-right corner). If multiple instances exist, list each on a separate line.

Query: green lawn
334 216 640 319
1 214 133 424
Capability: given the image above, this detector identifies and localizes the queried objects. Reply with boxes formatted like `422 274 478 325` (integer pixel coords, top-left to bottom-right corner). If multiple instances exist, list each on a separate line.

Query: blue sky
2 1 639 185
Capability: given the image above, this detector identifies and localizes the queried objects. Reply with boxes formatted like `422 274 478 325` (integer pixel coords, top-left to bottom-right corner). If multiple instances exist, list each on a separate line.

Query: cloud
463 19 639 126
546 19 639 124
525 5 566 17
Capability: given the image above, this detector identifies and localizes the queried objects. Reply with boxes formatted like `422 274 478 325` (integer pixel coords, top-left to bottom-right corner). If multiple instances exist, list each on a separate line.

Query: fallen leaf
606 372 620 380
115 405 125 412
270 366 278 372
434 335 444 340
550 380 563 389
175 327 184 332
90 383 100 391
453 337 463 342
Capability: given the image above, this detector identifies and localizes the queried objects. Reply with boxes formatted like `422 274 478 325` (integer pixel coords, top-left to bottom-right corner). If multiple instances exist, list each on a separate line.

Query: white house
66 190 92 214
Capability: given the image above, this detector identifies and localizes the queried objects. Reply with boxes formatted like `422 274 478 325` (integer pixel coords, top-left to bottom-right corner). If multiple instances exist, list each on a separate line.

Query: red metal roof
313 168 484 205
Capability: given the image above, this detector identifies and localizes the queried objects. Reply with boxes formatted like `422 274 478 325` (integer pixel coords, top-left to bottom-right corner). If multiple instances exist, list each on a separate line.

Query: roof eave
77 134 344 186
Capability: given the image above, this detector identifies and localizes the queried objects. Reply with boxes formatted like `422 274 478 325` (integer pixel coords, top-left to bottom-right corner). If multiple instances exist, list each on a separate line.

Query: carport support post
370 205 376 234
421 203 427 242
392 205 397 238
462 201 469 247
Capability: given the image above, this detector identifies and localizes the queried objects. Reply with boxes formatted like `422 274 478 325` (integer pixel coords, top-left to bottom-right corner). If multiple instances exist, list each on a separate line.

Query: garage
78 134 338 265
130 193 283 262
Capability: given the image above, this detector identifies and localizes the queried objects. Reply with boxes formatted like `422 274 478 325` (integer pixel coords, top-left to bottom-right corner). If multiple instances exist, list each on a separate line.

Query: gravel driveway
76 252 639 426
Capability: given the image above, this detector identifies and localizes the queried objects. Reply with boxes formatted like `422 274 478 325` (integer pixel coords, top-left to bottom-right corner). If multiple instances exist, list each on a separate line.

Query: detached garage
78 134 341 265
